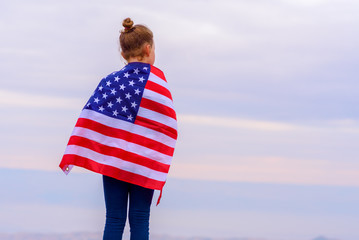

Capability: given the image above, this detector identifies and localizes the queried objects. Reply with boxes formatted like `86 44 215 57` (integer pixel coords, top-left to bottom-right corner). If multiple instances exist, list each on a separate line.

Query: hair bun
122 18 134 32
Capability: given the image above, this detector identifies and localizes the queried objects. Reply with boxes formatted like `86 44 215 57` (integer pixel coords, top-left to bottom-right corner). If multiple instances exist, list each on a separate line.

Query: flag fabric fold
59 62 177 204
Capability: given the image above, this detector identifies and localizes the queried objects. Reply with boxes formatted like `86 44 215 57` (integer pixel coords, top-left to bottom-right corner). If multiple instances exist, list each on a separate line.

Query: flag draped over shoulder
59 62 177 204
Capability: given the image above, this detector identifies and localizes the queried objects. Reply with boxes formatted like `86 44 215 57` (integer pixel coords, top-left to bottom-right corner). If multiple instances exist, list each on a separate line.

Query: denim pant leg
103 175 129 240
128 184 154 240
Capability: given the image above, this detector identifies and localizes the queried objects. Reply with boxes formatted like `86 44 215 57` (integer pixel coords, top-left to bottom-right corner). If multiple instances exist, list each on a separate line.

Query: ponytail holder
124 26 134 32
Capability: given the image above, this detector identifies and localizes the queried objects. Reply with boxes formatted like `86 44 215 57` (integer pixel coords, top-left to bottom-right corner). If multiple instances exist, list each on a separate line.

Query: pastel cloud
0 89 83 109
171 156 359 187
1 0 358 191
1 89 357 188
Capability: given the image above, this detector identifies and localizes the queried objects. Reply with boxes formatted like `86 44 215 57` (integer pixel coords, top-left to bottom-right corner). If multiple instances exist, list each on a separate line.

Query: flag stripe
150 66 166 81
61 154 165 190
68 135 170 173
140 98 177 120
75 118 174 156
137 108 177 131
65 145 167 181
80 109 176 148
148 72 170 90
135 116 178 139
145 80 173 100
142 89 174 110
71 127 173 164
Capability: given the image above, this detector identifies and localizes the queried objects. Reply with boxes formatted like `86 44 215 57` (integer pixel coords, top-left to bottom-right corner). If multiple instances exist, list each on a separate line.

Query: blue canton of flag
85 62 151 123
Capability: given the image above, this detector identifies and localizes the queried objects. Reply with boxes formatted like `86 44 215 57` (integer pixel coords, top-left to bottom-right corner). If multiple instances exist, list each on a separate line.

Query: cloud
179 114 299 131
170 155 359 187
282 0 333 6
1 89 358 188
0 89 84 110
0 203 103 233
0 153 61 172
178 113 359 133
4 88 358 133
1 0 359 192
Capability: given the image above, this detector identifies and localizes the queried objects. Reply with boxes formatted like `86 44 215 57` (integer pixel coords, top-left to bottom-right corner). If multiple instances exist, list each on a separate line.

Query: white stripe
137 107 178 130
65 145 167 181
71 127 173 164
142 89 174 109
148 72 170 90
80 109 177 146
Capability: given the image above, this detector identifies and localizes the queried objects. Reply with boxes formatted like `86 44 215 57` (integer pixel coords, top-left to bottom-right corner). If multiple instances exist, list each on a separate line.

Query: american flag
59 62 177 204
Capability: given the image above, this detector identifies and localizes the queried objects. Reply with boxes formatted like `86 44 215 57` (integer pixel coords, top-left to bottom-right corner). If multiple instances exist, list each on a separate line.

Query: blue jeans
102 175 154 240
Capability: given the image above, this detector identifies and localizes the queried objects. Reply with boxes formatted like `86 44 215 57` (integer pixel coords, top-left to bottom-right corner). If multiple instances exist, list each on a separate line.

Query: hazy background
0 0 358 240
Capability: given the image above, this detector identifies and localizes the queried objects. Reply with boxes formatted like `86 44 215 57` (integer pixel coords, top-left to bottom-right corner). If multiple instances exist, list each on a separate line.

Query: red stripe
140 98 177 120
75 118 174 156
150 65 166 82
145 80 173 100
135 116 178 140
60 154 165 190
68 136 170 173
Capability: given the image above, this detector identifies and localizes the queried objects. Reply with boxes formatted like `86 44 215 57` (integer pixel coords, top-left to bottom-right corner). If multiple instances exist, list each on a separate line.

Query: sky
0 0 359 239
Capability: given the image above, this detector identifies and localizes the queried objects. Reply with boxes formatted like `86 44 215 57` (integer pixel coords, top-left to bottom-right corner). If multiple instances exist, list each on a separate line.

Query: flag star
138 76 145 83
127 114 133 121
102 93 108 99
110 88 117 95
116 97 122 103
143 66 148 71
114 76 120 82
86 102 91 107
124 72 130 78
131 101 138 108
107 101 113 108
113 110 118 116
106 80 112 86
133 68 140 74
134 89 141 95
98 86 103 91
94 97 100 103
128 80 135 86
122 106 128 112
119 84 126 90
98 106 105 112
125 92 132 99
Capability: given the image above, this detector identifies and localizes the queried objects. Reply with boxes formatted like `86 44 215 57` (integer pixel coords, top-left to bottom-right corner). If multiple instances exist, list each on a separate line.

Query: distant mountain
0 232 102 240
0 232 270 240
0 232 339 240
151 235 267 240
312 236 339 240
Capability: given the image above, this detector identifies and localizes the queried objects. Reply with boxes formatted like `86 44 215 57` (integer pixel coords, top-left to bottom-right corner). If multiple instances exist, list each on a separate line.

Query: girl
59 18 178 240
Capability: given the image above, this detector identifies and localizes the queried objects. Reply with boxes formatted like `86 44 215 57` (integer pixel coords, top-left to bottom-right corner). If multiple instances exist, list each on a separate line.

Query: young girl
59 18 178 240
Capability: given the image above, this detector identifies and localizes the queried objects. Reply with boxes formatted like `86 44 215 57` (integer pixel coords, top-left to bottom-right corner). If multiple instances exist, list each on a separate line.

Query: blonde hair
119 18 154 61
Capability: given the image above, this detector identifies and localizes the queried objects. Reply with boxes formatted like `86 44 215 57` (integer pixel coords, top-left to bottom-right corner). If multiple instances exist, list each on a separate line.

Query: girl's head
119 18 155 65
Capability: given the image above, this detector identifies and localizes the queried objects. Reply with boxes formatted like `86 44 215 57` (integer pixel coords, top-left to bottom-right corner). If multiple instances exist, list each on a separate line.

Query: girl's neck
127 57 153 65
